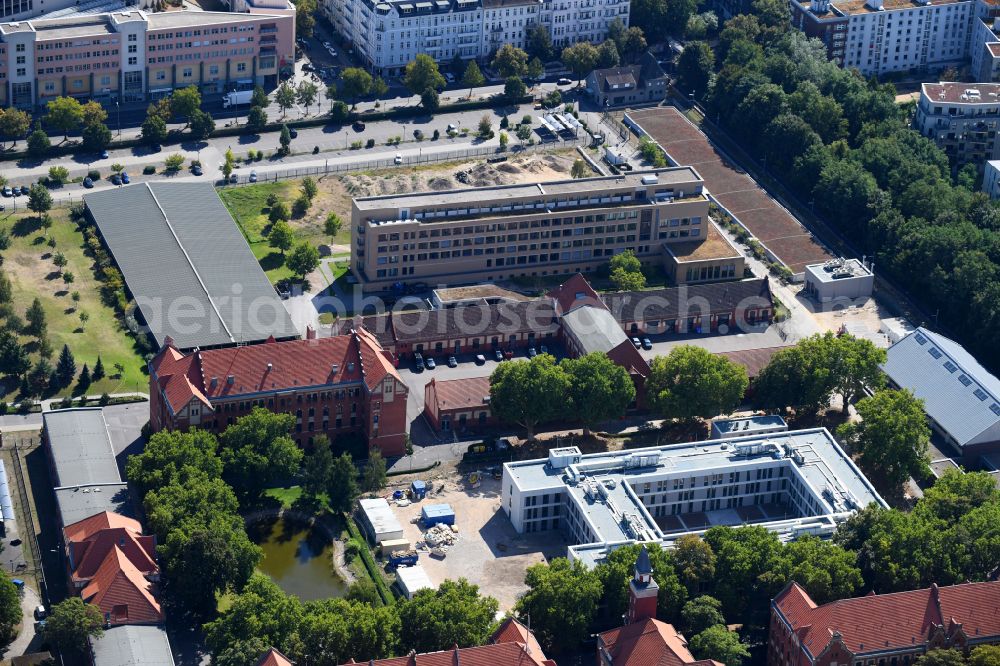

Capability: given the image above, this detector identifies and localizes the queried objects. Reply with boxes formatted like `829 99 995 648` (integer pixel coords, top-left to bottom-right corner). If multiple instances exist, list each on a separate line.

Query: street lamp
233 87 240 126
115 99 121 137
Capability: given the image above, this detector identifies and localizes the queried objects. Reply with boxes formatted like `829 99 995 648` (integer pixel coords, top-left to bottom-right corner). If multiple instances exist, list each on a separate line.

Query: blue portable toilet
11 579 24 596
421 503 455 527
410 480 427 500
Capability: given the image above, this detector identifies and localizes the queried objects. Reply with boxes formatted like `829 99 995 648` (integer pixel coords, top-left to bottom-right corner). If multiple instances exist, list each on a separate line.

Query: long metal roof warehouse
84 182 298 351
42 408 132 528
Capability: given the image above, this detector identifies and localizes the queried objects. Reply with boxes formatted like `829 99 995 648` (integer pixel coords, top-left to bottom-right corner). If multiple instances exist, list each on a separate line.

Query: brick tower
627 545 659 624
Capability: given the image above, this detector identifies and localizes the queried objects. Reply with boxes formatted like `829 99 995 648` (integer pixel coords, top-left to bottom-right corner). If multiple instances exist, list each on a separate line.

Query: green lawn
1 208 146 400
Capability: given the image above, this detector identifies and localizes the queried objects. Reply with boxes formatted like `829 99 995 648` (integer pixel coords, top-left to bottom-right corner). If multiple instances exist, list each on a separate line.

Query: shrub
87 170 100 181
351 140 363 149
99 393 111 406
432 129 440 140
366 138 375 148
143 165 156 175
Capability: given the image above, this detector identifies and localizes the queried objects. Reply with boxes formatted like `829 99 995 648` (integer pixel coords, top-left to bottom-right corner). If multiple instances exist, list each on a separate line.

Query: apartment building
789 0 974 76
148 328 409 456
325 0 627 75
0 6 293 107
501 427 886 566
351 169 719 292
915 82 1000 168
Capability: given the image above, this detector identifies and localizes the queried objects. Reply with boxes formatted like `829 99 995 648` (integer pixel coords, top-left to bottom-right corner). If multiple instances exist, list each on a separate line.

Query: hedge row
343 512 395 605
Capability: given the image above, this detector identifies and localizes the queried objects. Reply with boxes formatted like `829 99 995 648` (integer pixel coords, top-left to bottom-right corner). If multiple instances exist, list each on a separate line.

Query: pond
248 516 348 601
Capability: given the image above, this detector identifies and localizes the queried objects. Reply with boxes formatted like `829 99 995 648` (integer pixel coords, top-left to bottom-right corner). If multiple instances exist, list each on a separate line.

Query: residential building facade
788 0 974 76
423 376 496 432
585 52 667 108
915 82 1000 169
769 581 1000 666
351 169 716 293
148 328 410 456
0 7 293 108
324 0 627 76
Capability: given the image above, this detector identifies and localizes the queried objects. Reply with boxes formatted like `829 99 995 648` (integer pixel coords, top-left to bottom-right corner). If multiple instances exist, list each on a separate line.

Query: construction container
410 480 427 500
379 538 411 556
421 503 455 527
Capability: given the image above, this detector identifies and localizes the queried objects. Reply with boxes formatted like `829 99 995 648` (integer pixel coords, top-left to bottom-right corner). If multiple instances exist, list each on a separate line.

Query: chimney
306 325 317 340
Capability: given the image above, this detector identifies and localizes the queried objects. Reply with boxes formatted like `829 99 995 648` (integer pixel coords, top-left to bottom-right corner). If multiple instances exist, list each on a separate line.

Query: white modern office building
324 0 628 75
501 427 886 567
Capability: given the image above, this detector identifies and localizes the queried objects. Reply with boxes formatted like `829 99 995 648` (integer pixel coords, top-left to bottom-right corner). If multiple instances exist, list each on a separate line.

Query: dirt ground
309 151 578 244
387 473 565 610
806 295 893 345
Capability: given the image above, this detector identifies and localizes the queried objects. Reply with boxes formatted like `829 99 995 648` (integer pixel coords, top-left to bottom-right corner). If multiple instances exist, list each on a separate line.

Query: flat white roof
805 258 872 283
358 497 403 536
396 564 434 597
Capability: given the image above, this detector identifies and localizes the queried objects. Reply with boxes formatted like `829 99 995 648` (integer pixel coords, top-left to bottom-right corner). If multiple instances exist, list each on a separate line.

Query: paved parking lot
391 475 563 610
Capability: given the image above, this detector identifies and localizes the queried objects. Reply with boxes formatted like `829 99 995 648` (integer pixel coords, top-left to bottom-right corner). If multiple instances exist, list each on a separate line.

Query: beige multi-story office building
351 168 744 292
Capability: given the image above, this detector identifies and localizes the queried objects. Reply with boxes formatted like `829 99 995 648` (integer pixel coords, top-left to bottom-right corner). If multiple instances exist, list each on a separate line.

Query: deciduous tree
404 54 446 96
562 352 635 431
489 354 569 438
493 44 530 78
218 408 304 499
42 598 104 655
516 558 602 653
689 626 750 666
45 96 84 141
399 579 499 652
646 346 747 420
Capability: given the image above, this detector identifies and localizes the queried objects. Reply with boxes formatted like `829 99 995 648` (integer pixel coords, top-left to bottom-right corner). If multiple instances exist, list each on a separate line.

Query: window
914 332 928 345
943 361 957 373
928 347 942 359
236 62 247 72
128 57 137 65
990 403 1000 416
959 374 972 387
974 388 989 401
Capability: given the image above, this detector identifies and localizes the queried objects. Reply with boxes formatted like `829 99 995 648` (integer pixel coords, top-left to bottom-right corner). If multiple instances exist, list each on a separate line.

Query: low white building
395 564 434 599
803 258 873 304
357 498 404 544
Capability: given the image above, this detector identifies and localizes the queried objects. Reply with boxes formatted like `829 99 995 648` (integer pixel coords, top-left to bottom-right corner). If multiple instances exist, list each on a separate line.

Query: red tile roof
427 376 492 412
64 512 142 544
774 580 1000 658
607 340 651 377
151 330 402 414
599 618 721 666
341 619 551 666
547 273 605 315
82 546 163 625
257 648 295 666
69 526 157 584
717 346 789 379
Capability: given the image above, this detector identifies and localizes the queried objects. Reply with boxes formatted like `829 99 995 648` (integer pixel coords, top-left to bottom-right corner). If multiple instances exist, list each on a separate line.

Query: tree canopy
516 558 603 653
489 354 570 438
218 408 304 499
646 346 747 420
562 352 636 430
398 580 499 652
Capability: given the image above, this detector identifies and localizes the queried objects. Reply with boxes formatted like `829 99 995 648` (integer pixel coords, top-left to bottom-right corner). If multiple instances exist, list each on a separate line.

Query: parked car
353 120 366 131
539 344 548 355
99 149 109 159
322 40 332 49
447 356 458 368
121 172 130 184
425 357 436 370
631 337 641 348
83 177 94 188
475 354 486 365
111 173 121 185
445 72 455 83
192 164 203 176
289 128 298 138
528 347 537 358
414 352 425 372
302 62 315 72
33 605 46 621
447 123 457 132
328 49 337 57
494 348 504 362
557 77 573 85
19 185 29 195
249 171 258 183
229 173 239 184
394 154 403 165
641 338 652 350
2 187 12 197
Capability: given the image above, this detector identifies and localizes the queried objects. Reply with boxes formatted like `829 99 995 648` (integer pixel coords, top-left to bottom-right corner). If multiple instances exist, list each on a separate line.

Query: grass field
1 207 146 400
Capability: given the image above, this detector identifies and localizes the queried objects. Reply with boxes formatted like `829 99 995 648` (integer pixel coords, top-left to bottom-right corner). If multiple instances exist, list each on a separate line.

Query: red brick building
423 376 496 433
769 581 1000 666
149 328 409 456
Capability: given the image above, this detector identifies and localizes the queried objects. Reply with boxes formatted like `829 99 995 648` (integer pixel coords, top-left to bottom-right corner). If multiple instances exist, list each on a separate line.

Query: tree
324 212 344 238
247 104 268 132
125 428 222 496
48 165 70 184
682 596 725 636
25 298 47 339
421 88 441 112
647 346 748 420
525 22 553 61
504 76 527 101
704 526 783 625
77 363 91 391
689 626 750 666
55 344 76 388
0 331 30 378
970 646 1000 666
493 44 530 78
609 249 646 291
170 86 202 126
478 114 493 138
27 123 51 158
141 110 168 145
189 109 215 140
915 651 968 666
93 356 105 381
296 80 320 114
489 355 570 438
164 153 185 171
767 535 862 605
673 534 715 596
26 358 52 397
276 82 297 117
399 579 499 652
561 41 599 79
405 54 446 95
328 452 358 513
252 85 269 108
0 269 11 302
222 148 235 180
0 571 20 641
677 41 714 98
0 108 30 148
363 450 387 492
372 76 389 98
279 124 293 154
622 27 648 63
340 68 374 105
81 121 112 152
204 573 304 663
517 558 603 653
269 201 290 224
296 0 317 36
45 96 84 141
218 408 304 499
838 389 931 495
516 124 532 144
287 242 320 279
42 597 104 655
562 352 635 431
301 176 318 201
598 40 621 68
302 435 334 500
528 56 545 81
28 184 52 219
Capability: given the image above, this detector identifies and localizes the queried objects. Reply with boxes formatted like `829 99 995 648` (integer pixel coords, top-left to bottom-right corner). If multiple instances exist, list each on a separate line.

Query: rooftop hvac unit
626 453 660 468
548 446 583 470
